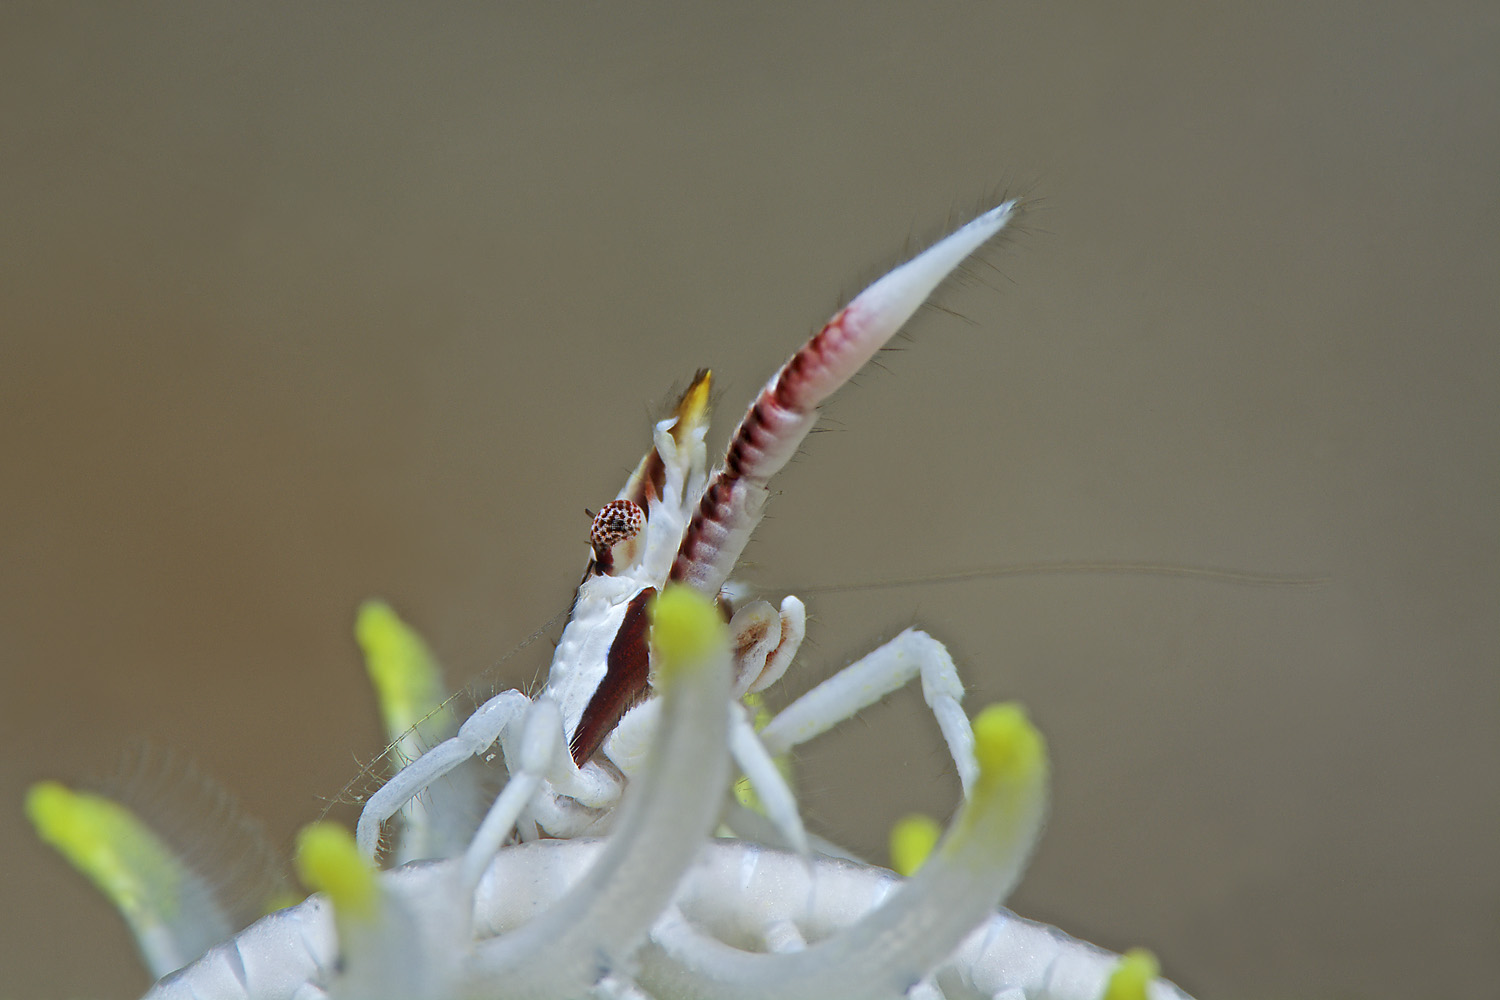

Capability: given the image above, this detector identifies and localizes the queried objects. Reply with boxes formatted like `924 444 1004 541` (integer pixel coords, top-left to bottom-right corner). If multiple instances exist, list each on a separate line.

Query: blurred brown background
2 5 1496 998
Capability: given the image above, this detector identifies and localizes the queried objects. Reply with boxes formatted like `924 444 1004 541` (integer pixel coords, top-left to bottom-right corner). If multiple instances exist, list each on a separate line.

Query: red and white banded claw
671 200 1018 594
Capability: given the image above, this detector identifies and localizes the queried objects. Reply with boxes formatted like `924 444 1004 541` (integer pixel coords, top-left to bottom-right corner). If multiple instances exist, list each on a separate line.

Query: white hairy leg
358 684 632 854
457 697 562 897
727 703 809 854
758 629 979 796
355 689 531 858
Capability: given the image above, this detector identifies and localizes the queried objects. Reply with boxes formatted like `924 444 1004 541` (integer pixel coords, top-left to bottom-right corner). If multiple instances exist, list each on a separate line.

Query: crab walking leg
462 587 733 999
354 689 530 859
636 703 1048 1000
727 702 810 854
671 200 1018 596
354 600 478 864
759 628 980 795
457 697 562 899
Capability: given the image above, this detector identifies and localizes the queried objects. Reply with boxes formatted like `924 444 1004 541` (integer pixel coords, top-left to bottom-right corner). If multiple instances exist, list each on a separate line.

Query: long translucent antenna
785 560 1332 596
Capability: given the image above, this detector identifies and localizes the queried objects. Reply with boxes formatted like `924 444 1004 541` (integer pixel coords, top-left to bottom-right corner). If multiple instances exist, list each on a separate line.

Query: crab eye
589 499 646 574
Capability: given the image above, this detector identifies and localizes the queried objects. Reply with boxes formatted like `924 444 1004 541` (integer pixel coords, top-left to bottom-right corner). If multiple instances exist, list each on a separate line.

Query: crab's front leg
354 688 531 858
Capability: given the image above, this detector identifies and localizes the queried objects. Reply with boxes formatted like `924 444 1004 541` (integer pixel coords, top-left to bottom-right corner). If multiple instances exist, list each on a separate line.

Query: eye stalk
589 499 646 575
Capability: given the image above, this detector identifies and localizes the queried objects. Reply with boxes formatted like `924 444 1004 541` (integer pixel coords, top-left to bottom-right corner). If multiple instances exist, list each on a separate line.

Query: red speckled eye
589 499 645 573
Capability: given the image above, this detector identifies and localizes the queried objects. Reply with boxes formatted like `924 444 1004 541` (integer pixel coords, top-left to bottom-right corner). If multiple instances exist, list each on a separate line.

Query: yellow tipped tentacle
24 780 233 977
631 698 1050 1000
355 599 452 744
947 701 1049 863
970 702 1047 791
295 822 458 995
889 813 942 876
294 821 377 920
649 584 729 684
26 781 185 921
464 581 734 996
356 601 481 862
1104 948 1162 1000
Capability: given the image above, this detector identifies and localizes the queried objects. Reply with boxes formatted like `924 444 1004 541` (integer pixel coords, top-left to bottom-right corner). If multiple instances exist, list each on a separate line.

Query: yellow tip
971 702 1046 787
671 369 713 444
889 813 942 876
261 887 306 916
295 822 377 919
742 690 773 731
649 585 727 683
1103 947 1161 1000
25 781 183 921
355 599 449 741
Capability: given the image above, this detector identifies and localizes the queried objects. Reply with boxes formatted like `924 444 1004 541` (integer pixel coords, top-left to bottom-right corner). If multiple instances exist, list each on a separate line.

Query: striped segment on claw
670 200 1017 595
462 585 733 999
573 202 1018 783
637 700 1049 1000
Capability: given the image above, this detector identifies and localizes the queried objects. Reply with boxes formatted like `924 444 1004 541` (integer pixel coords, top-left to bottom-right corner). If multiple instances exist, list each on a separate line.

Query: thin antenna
779 561 1331 597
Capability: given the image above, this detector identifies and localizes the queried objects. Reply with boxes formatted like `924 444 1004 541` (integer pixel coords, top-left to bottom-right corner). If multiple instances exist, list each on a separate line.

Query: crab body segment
354 202 1018 857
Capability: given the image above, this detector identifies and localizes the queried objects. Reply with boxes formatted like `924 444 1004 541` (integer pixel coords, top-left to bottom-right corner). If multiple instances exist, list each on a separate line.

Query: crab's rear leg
759 628 980 796
671 200 1018 596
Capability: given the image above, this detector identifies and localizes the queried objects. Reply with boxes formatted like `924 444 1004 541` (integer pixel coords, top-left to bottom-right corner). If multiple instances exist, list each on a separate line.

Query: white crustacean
351 202 1017 862
31 200 1201 1000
